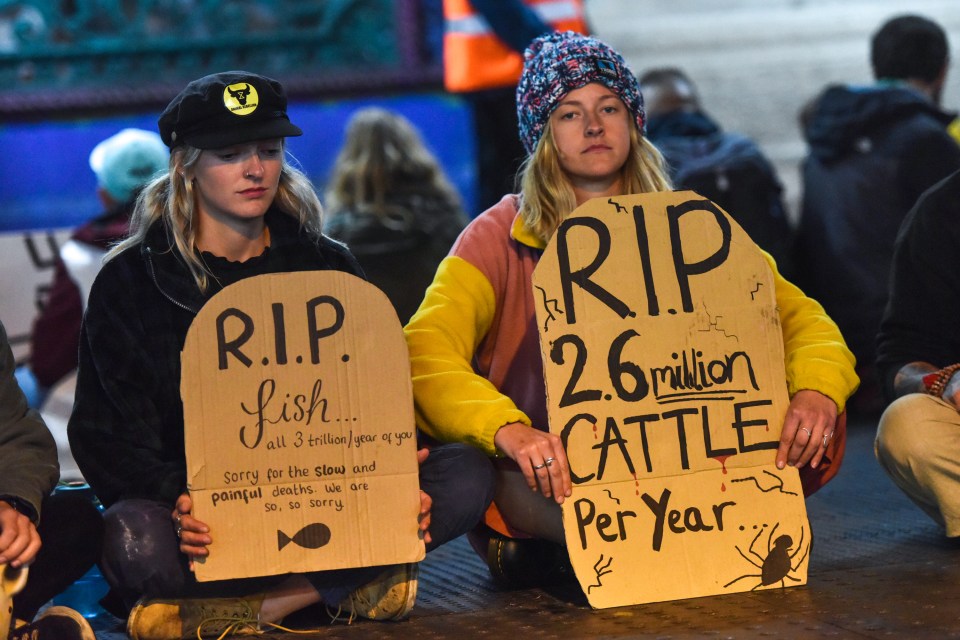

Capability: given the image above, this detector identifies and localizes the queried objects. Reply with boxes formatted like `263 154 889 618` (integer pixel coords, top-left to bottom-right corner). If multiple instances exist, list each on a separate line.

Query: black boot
484 534 573 588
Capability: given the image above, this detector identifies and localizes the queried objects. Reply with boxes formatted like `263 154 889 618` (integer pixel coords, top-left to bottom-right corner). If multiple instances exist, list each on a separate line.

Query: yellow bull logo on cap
223 83 259 116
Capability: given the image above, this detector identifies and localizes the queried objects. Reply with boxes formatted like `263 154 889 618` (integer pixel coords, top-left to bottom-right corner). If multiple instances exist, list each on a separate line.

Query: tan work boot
335 563 418 622
126 594 266 639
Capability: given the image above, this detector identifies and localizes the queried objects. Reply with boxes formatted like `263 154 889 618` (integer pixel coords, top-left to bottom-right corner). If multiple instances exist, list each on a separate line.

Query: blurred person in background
640 67 794 276
324 107 468 324
442 0 588 213
15 128 168 410
795 14 960 419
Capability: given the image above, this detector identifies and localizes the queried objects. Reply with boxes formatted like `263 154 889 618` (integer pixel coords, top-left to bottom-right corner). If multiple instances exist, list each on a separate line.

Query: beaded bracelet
924 363 960 398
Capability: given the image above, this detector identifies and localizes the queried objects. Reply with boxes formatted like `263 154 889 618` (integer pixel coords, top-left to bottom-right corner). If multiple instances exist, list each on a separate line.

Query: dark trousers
101 444 494 609
14 491 104 621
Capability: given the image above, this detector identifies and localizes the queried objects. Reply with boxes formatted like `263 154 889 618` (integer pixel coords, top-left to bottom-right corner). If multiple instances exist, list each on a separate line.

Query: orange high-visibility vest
443 0 587 93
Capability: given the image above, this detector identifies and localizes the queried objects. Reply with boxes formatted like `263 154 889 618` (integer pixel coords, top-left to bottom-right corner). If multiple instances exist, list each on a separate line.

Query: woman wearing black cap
67 71 494 639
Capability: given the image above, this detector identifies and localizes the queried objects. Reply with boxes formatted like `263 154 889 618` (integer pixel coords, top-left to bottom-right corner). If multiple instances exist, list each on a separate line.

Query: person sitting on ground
323 107 468 324
16 128 168 410
404 31 859 587
639 67 794 275
0 319 103 640
795 14 960 418
67 71 494 640
875 168 960 539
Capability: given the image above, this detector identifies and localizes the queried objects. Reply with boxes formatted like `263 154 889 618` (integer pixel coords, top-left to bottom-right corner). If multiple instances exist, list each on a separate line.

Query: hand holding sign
417 448 433 545
173 493 209 571
777 389 838 470
493 422 571 503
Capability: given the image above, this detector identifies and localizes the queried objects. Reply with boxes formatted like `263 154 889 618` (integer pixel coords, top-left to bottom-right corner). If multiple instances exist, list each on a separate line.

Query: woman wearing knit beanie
405 31 857 586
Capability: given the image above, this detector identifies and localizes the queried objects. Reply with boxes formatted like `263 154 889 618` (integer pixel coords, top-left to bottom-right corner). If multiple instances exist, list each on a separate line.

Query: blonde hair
518 123 672 243
110 142 323 291
325 107 462 226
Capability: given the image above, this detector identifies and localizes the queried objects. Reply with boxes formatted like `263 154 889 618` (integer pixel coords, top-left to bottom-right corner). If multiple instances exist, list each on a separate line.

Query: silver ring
533 463 546 470
823 432 832 447
799 427 812 438
175 525 183 539
544 457 555 467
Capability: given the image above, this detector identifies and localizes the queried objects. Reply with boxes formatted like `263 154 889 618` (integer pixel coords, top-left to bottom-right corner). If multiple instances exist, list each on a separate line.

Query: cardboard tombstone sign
181 271 424 582
533 192 809 608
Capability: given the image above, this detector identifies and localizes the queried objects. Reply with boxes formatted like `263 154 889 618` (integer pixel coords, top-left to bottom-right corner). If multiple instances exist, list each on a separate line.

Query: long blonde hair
518 123 672 243
325 107 462 223
110 143 324 291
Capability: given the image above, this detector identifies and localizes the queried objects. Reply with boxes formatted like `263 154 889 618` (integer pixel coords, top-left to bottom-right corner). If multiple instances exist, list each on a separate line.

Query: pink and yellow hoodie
404 194 859 533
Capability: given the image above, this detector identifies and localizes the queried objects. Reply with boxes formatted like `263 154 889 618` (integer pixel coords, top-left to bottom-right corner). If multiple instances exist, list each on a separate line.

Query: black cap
158 71 303 149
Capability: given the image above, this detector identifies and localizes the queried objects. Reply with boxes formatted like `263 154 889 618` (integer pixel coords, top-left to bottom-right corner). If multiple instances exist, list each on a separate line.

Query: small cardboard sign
181 271 424 582
532 192 809 608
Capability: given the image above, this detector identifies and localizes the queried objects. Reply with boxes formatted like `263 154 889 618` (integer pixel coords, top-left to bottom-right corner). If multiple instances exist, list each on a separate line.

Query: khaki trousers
875 393 960 536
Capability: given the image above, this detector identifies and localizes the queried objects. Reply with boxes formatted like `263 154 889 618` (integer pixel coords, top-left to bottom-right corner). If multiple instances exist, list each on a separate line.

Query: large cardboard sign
533 192 809 608
182 271 424 582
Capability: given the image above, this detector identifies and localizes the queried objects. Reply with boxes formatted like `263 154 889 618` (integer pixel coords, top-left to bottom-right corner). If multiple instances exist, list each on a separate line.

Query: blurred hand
942 370 960 410
417 448 433 544
0 501 40 567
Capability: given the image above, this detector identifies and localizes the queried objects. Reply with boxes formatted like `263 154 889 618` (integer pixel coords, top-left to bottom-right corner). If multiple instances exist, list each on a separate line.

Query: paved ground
84 418 960 639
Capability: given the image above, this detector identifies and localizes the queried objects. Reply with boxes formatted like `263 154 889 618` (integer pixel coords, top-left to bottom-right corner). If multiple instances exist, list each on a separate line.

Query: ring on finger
822 432 833 447
799 427 812 438
533 463 546 470
176 525 183 539
544 457 556 467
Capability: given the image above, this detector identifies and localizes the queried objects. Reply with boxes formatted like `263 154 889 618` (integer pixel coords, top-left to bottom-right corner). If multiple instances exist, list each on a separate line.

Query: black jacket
876 168 960 401
67 210 362 508
795 83 960 368
324 192 466 325
647 110 793 274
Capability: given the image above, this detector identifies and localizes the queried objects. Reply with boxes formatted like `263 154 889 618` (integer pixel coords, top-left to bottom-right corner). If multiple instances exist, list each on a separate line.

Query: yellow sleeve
404 256 531 455
765 252 860 412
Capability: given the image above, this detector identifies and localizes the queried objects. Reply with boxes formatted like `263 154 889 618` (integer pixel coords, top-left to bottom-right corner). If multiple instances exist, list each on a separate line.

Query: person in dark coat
323 107 468 324
639 67 794 275
875 168 960 538
442 0 588 213
16 129 168 410
795 14 960 418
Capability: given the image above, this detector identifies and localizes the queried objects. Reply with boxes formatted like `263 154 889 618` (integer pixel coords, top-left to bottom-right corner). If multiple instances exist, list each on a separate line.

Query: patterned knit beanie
516 31 645 155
